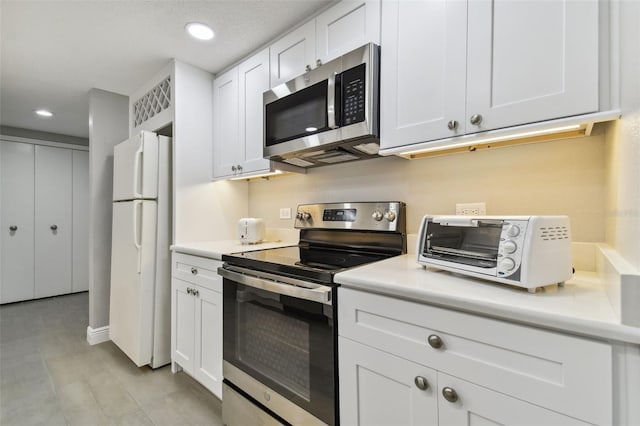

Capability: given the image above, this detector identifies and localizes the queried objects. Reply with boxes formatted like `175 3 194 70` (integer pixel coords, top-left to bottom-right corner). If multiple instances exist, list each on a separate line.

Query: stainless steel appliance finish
263 44 380 168
221 202 406 426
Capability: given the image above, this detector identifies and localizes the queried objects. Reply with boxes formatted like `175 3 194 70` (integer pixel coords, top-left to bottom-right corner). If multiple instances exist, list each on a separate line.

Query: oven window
223 280 335 425
424 222 502 268
265 80 329 146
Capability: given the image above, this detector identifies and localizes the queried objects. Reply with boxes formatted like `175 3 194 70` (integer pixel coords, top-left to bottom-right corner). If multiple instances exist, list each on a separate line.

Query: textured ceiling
0 0 332 138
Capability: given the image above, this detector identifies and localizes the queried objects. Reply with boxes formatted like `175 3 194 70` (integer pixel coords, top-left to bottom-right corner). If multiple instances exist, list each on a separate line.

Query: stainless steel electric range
218 202 406 426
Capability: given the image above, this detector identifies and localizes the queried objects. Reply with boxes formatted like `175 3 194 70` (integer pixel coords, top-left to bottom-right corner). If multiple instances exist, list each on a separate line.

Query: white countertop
170 240 295 261
335 254 640 344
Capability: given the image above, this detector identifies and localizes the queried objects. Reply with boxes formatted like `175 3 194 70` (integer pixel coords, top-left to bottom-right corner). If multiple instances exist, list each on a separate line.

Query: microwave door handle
218 267 332 305
327 74 338 129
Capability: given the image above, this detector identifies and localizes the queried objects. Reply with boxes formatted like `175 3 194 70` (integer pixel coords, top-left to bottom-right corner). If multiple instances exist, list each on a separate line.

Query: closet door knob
9 225 17 231
50 225 58 231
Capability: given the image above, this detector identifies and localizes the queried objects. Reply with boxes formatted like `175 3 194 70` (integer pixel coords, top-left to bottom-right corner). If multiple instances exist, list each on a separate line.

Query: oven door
219 266 336 426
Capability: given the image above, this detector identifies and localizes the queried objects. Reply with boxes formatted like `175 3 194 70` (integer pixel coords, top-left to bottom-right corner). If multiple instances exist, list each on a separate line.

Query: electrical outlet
456 202 486 216
279 207 292 219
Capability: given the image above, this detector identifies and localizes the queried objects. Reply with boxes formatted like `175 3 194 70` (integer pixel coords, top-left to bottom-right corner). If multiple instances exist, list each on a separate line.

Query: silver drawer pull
50 224 58 231
9 225 17 231
187 288 192 295
193 289 199 297
414 376 429 390
191 267 198 275
428 334 443 349
442 387 458 403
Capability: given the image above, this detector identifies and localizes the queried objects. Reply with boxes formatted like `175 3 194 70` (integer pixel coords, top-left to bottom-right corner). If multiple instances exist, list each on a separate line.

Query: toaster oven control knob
384 211 396 222
506 224 521 237
372 210 383 221
502 240 517 254
500 257 516 271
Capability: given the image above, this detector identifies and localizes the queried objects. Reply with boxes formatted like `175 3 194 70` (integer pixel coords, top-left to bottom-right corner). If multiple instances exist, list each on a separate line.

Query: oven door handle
218 267 332 305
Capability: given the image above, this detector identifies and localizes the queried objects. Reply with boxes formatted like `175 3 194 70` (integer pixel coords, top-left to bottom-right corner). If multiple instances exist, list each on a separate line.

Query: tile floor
0 292 223 426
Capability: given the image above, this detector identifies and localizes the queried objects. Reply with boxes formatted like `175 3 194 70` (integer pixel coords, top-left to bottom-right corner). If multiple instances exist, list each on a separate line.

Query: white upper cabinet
465 0 599 133
270 0 381 88
380 0 600 150
380 0 467 145
269 20 316 88
238 48 271 175
212 67 241 179
213 48 272 179
316 0 381 65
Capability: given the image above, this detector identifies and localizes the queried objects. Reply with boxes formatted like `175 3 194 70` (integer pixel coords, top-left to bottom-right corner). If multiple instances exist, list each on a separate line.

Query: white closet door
34 145 72 298
72 150 89 292
0 142 35 304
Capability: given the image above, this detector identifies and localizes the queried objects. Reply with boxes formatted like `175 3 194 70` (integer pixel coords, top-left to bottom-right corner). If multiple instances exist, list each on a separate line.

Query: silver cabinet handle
305 64 312 72
442 387 459 403
231 165 237 172
187 288 193 295
194 289 199 297
447 120 458 130
427 334 443 349
237 164 243 172
470 114 483 126
191 267 198 275
50 225 58 231
316 59 323 67
9 225 17 231
414 376 429 390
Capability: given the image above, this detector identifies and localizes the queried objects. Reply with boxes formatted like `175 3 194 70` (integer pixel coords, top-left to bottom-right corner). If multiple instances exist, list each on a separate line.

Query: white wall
173 61 248 244
249 132 607 243
604 0 640 270
88 88 129 329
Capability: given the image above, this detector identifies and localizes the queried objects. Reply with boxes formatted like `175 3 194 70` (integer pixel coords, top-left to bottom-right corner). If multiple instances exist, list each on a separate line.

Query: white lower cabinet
338 288 613 426
171 253 223 398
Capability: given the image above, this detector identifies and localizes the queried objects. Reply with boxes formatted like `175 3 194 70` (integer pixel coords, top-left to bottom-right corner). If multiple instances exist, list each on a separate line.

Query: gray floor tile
0 293 223 426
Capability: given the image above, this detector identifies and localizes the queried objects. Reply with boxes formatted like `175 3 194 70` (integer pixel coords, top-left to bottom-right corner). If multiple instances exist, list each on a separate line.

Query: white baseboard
86 325 110 345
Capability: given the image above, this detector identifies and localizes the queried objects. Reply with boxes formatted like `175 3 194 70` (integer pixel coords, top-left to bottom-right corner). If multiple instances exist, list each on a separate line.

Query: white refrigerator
109 131 171 368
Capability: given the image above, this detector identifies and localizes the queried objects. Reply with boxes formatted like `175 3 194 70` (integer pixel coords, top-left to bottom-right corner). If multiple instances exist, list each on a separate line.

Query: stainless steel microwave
263 43 380 168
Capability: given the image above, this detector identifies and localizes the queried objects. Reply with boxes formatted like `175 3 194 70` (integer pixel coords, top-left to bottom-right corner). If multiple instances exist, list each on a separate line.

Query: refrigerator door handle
133 200 142 273
133 146 143 199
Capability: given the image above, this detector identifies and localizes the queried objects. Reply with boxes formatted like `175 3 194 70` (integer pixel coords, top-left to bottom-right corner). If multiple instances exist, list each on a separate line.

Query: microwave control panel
341 63 366 126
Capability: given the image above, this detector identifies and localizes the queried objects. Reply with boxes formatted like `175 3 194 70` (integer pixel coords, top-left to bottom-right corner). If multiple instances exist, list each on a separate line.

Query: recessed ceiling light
185 22 214 41
35 109 53 117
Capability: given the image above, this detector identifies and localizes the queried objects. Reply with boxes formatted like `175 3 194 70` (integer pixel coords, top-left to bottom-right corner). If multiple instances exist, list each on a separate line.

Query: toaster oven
417 215 573 292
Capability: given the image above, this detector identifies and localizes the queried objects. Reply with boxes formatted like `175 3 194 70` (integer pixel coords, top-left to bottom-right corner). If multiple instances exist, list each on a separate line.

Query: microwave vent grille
539 226 570 241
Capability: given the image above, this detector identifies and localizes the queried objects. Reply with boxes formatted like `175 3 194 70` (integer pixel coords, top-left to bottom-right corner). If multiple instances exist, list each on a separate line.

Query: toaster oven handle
218 266 332 305
432 217 480 227
327 74 338 129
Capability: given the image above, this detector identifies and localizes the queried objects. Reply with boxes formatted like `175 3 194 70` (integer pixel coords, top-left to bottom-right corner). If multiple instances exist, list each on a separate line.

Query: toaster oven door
422 219 504 268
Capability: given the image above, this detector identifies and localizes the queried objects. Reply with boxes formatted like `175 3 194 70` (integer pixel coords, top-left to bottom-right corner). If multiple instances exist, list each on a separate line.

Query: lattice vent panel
133 76 171 127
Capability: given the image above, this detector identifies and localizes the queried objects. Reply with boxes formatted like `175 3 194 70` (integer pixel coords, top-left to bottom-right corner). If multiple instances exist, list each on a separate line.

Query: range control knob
500 257 516 271
506 224 521 237
296 212 304 220
301 211 311 221
502 240 517 254
372 211 383 221
384 211 396 222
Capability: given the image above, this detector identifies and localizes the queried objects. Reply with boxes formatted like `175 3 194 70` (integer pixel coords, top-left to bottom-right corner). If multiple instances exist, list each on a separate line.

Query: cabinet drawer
339 288 612 425
172 253 222 292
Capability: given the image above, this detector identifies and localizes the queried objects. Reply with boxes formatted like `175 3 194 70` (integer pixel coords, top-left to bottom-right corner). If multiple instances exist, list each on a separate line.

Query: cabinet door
213 66 241 179
269 20 316 87
466 0 599 132
380 0 467 150
172 278 195 374
316 0 381 64
0 142 35 303
339 337 438 426
34 145 72 298
72 150 89 292
194 285 223 398
238 48 271 175
437 373 591 426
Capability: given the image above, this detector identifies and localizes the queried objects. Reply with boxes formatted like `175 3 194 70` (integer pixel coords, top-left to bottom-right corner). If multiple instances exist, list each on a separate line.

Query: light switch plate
279 207 292 219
